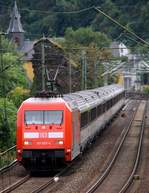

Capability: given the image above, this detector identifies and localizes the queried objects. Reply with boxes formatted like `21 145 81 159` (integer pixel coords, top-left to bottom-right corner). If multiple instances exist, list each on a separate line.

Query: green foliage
8 87 30 107
65 27 111 48
0 98 17 149
0 37 30 150
0 0 149 45
62 27 112 89
143 86 149 94
0 52 29 97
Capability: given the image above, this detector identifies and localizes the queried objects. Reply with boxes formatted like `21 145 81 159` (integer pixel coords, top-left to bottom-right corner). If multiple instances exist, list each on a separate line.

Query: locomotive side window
25 110 63 125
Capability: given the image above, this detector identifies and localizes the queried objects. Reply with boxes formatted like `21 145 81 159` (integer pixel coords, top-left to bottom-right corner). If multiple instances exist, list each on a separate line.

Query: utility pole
94 60 99 88
81 51 84 90
41 36 46 91
69 53 72 93
81 50 87 90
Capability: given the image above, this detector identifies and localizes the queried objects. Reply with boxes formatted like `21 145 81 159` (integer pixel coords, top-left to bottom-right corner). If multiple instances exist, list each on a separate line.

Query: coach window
103 103 106 112
81 111 88 128
97 105 101 116
107 100 110 110
91 107 97 121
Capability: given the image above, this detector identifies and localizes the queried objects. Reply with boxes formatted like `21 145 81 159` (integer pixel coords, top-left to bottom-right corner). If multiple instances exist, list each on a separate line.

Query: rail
126 91 149 100
118 100 147 193
0 175 30 193
0 145 16 169
85 101 142 193
31 163 73 193
0 162 73 193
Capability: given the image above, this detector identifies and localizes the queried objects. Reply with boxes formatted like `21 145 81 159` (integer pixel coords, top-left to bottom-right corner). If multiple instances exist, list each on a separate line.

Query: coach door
72 110 80 159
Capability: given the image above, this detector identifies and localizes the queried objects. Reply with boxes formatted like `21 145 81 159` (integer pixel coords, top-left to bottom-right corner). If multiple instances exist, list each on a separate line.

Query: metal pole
84 51 87 90
41 37 45 91
69 53 72 93
81 50 84 90
94 61 98 88
81 50 87 90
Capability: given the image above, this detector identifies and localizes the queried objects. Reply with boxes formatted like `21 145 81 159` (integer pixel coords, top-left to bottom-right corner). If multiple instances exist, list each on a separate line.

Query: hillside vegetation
0 37 30 150
0 0 149 46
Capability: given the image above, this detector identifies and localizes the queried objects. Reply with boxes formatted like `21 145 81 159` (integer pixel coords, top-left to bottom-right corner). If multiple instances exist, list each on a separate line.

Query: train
16 84 125 171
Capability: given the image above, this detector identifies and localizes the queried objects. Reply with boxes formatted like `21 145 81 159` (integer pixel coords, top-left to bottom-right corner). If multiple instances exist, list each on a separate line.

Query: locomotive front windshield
25 110 63 125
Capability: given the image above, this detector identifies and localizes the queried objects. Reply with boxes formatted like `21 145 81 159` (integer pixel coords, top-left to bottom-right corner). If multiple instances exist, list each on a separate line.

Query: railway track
30 165 72 193
0 100 141 193
0 163 72 193
0 145 28 193
0 162 28 193
85 100 146 193
0 160 17 175
128 100 149 193
0 146 16 170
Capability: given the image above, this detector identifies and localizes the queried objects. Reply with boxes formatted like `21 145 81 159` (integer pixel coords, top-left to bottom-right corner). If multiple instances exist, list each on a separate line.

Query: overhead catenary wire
0 2 94 14
94 7 149 47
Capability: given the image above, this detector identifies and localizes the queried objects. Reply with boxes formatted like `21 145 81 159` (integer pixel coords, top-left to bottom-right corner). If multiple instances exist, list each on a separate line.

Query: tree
8 87 30 107
64 27 111 48
0 36 30 149
63 27 112 88
0 98 17 149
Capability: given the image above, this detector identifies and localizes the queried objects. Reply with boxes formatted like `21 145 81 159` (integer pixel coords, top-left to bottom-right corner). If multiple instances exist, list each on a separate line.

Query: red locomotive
16 84 125 171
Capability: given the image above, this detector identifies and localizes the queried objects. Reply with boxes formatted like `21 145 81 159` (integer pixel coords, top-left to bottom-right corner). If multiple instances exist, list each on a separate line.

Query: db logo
39 133 48 138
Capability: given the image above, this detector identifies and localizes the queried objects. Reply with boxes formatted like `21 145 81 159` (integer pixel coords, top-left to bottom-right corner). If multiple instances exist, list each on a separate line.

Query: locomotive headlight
58 141 63 145
24 141 32 145
55 140 63 145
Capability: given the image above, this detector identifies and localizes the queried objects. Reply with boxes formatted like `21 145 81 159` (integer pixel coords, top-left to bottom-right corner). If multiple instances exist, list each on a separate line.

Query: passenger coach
16 84 125 171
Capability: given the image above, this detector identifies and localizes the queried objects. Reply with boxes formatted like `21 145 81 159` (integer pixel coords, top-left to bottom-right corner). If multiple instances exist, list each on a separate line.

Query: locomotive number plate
39 132 48 138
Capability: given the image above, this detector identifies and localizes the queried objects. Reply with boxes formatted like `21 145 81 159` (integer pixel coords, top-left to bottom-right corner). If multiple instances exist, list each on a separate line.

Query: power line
0 3 94 14
1 2 149 47
94 7 149 47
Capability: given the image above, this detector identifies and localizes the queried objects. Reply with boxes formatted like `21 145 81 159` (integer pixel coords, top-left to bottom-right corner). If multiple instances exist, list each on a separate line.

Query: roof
7 1 24 33
64 84 124 112
23 97 65 104
22 84 124 113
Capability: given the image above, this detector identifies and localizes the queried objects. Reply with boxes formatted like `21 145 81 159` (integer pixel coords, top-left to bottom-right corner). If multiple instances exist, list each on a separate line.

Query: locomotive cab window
44 111 63 124
25 110 63 125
